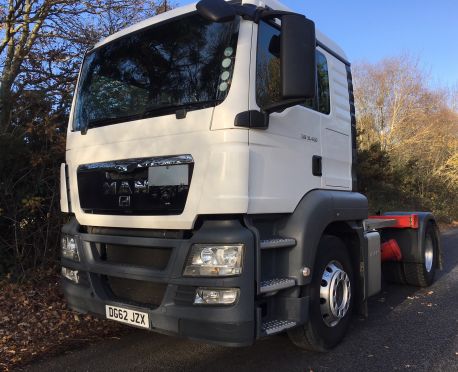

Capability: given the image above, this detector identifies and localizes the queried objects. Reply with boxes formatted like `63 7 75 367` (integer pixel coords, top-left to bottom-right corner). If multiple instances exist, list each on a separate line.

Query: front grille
96 243 172 270
77 155 194 216
104 276 167 307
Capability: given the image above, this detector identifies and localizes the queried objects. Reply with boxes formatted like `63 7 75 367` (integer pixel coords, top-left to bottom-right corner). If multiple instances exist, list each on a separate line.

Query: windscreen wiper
80 100 223 134
141 99 222 120
82 114 144 134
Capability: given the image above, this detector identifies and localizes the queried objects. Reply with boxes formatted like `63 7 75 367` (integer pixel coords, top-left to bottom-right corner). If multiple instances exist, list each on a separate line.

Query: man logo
119 196 131 207
103 182 117 195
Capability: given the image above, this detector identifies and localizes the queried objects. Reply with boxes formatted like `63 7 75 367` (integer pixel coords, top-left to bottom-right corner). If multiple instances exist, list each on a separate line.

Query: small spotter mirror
196 0 237 22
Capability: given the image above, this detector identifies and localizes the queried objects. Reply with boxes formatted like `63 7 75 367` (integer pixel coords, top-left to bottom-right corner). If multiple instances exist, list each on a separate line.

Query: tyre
403 222 438 287
382 261 406 284
288 235 354 351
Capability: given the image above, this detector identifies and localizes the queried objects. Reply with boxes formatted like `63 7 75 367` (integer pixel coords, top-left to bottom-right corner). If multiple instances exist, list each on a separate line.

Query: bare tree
0 0 171 132
353 55 431 151
0 0 173 276
353 55 458 220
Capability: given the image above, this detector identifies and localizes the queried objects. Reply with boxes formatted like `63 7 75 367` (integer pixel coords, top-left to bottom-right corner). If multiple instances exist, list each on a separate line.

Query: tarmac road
25 229 458 372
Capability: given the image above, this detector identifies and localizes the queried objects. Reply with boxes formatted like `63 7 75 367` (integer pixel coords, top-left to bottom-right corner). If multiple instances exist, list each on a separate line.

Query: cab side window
256 21 331 115
316 51 330 114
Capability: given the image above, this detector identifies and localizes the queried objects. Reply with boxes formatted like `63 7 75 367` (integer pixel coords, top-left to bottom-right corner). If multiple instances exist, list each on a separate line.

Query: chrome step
260 238 296 250
260 278 296 294
262 319 297 335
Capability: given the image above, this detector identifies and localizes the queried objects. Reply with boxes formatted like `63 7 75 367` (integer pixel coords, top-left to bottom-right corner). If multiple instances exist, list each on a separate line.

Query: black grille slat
174 286 197 306
96 244 172 270
104 276 167 308
87 226 190 239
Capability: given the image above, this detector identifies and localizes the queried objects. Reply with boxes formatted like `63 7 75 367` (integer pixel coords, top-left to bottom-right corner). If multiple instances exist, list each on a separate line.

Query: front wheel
288 235 354 351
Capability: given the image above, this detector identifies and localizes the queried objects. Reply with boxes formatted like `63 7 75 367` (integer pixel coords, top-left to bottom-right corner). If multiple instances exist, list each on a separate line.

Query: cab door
319 51 353 190
247 21 323 214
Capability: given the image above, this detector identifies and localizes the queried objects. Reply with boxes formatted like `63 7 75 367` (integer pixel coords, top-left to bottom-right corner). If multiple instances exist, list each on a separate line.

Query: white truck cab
60 0 440 350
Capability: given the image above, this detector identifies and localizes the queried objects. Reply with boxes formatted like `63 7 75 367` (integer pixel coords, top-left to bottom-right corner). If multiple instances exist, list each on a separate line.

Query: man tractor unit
60 0 441 351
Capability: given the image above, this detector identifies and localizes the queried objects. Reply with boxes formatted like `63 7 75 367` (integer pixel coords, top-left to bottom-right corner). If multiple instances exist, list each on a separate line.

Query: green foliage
0 125 66 277
0 0 174 279
0 88 67 278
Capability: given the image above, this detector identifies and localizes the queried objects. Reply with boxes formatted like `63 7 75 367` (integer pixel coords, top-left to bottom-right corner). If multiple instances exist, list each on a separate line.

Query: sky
177 0 458 88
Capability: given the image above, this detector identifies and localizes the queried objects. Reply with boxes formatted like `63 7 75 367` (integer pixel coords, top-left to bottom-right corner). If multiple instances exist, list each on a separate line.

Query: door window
256 21 330 114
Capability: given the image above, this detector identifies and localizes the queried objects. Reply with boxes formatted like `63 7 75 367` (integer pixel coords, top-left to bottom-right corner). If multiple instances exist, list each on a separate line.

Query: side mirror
196 0 236 22
196 1 317 117
280 15 316 100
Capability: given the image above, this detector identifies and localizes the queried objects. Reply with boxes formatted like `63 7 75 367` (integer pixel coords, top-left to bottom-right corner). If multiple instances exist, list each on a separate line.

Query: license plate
148 164 189 186
105 305 149 329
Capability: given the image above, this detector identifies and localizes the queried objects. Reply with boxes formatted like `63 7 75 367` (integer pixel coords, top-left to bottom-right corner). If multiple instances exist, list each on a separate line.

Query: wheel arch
277 189 368 286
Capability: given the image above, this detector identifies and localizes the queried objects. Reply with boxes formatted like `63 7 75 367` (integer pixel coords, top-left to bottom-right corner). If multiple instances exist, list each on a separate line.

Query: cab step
260 238 296 250
260 278 296 294
262 319 297 335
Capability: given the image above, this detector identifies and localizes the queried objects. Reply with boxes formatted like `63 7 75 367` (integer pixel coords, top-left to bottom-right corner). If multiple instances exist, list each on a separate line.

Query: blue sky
178 0 458 88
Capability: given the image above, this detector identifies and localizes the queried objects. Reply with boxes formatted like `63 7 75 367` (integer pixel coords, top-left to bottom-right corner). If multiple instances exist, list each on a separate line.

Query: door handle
312 155 322 177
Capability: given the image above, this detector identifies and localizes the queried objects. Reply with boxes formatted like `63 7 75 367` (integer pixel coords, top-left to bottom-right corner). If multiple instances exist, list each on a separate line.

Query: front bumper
61 217 255 346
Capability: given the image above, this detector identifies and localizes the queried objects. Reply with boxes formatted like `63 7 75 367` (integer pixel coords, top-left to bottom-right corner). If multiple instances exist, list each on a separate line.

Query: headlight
61 235 80 261
183 244 244 276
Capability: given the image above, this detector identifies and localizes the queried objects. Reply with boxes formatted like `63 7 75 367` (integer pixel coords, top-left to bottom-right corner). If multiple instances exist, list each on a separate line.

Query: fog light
62 267 80 283
61 235 79 261
194 288 239 305
183 244 243 277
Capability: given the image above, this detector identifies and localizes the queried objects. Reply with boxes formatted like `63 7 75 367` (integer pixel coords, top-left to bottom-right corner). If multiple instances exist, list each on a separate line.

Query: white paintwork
62 0 353 229
66 112 250 230
247 103 323 213
321 50 352 189
60 163 69 213
247 41 352 213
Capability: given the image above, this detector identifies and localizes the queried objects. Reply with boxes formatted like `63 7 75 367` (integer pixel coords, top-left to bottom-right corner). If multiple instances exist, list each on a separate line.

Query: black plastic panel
346 65 358 192
61 217 256 346
103 276 167 308
99 243 172 270
174 286 197 306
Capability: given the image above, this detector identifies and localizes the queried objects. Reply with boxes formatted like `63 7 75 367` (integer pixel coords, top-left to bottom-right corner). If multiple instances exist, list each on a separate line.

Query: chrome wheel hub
424 235 434 273
320 261 351 327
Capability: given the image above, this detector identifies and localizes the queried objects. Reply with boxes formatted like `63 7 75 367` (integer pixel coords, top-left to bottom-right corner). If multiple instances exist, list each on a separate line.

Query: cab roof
93 0 349 64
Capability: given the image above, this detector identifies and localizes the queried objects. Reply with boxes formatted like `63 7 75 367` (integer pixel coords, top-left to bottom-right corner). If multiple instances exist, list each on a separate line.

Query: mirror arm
196 0 304 24
232 4 302 24
262 98 306 114
232 4 258 21
255 9 299 23
234 110 269 129
230 5 294 23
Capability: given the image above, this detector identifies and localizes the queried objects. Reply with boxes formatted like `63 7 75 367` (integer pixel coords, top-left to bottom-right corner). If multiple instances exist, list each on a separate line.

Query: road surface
25 229 458 372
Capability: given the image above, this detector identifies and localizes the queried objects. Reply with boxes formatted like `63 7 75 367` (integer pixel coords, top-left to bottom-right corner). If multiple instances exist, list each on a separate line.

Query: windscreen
73 13 240 131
